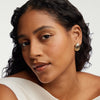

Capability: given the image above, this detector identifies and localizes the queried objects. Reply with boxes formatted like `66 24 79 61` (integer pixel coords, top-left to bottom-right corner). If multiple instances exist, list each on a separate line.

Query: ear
70 25 82 46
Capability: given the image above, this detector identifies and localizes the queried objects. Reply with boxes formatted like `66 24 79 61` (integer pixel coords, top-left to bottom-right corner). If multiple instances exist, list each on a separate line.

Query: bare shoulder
10 70 39 84
78 72 100 83
91 74 100 94
0 84 17 100
78 72 100 97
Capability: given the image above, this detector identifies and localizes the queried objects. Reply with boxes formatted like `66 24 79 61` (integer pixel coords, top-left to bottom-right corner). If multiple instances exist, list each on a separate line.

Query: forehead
18 10 56 29
17 9 67 35
18 9 57 26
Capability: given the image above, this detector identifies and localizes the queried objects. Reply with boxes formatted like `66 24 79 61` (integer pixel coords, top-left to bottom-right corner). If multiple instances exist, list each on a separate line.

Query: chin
37 75 55 84
38 78 52 84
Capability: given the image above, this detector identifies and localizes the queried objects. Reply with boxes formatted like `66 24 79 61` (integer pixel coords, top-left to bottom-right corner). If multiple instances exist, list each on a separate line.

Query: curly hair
3 0 92 77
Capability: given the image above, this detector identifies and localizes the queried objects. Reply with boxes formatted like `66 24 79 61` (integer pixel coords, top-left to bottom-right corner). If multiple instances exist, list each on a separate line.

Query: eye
41 34 52 40
20 41 30 47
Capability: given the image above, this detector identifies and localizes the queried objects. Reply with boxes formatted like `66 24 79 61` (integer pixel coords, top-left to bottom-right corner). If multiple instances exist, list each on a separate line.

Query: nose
29 40 43 59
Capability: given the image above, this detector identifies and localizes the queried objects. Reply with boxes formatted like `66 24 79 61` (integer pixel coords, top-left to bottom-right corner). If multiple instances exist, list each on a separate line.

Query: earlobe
71 25 82 45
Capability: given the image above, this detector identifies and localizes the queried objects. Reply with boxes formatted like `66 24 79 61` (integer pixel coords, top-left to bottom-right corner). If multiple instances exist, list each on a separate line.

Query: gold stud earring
74 43 80 51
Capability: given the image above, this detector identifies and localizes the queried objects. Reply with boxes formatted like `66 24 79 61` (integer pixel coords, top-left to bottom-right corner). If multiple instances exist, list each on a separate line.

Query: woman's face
17 10 81 83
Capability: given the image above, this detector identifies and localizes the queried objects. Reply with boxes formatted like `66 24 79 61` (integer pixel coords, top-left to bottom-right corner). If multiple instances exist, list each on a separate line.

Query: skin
0 9 100 100
17 9 82 84
17 9 82 99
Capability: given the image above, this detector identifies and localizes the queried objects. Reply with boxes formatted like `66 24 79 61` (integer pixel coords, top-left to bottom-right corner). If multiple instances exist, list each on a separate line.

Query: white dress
0 77 99 100
94 96 100 100
0 77 58 100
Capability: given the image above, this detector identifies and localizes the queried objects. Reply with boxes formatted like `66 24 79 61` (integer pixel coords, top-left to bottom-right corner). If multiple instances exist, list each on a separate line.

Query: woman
0 0 100 100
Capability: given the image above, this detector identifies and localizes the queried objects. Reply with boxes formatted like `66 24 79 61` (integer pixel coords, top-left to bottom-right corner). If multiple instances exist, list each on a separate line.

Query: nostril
29 54 41 60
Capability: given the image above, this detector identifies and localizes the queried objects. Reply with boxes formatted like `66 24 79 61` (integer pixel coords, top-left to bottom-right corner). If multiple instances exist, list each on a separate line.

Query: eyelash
20 34 52 48
20 41 30 48
41 34 52 40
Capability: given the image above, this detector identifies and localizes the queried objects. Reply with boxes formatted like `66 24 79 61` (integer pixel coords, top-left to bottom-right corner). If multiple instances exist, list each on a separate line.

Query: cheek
46 39 70 57
22 51 30 66
45 38 75 65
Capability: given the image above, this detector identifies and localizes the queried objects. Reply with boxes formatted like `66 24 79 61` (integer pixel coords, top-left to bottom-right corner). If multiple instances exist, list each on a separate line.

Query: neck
42 65 80 100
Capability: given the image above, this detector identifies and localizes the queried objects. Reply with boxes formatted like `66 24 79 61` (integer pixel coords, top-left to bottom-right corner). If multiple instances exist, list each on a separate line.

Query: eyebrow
17 26 54 40
33 26 54 34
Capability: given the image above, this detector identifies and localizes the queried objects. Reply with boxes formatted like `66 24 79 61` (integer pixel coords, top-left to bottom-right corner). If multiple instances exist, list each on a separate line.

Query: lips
32 62 51 71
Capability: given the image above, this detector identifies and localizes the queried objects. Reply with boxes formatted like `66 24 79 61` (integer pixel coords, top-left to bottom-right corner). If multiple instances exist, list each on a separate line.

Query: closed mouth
33 62 51 71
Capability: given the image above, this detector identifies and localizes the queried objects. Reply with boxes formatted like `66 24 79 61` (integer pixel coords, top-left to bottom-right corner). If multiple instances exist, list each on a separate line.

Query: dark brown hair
3 0 92 76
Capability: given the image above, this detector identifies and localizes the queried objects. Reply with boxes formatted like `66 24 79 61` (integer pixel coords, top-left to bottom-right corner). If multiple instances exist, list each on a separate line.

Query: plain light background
0 0 100 77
